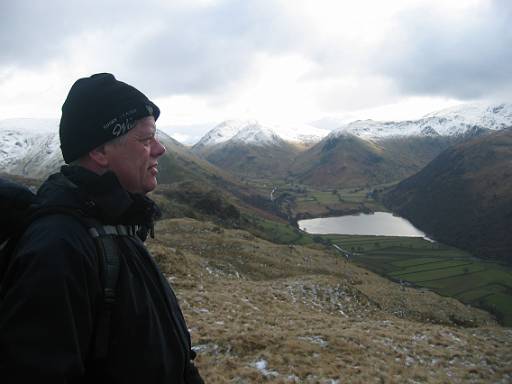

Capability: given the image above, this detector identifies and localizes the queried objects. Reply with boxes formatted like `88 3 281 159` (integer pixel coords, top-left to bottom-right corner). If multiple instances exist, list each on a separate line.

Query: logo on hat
112 119 137 136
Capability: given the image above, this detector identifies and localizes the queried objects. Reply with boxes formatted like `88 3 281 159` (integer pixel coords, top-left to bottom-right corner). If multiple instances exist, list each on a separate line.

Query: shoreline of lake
298 211 431 239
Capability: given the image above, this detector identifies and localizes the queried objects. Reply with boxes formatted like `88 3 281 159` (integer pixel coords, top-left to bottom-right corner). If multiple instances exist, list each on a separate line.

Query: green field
244 180 390 216
242 214 314 245
325 235 512 326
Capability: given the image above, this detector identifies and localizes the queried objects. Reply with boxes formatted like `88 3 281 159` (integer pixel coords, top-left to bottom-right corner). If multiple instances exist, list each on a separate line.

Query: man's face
104 116 166 194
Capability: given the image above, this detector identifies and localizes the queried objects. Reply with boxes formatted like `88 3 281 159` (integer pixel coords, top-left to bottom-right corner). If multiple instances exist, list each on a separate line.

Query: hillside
147 218 511 383
328 102 512 141
192 120 327 149
0 119 62 178
192 121 303 179
200 140 300 179
289 133 458 188
382 128 512 261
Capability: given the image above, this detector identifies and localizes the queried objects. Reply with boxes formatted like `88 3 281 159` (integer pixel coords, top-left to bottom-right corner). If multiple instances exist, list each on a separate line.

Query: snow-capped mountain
329 103 512 141
422 103 512 131
229 122 284 146
192 120 307 179
194 103 512 151
193 120 328 150
291 102 512 188
193 120 253 148
0 118 63 178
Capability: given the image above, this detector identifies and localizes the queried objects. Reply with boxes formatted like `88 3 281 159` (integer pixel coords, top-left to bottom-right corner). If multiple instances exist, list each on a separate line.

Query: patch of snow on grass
298 335 329 347
251 359 279 378
192 343 220 354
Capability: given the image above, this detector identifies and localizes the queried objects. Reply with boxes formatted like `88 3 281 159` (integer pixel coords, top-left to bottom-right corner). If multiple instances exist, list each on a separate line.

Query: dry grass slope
148 218 512 384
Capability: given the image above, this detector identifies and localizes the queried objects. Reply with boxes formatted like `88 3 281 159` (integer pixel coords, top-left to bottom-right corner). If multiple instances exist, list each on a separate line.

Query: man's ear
88 145 109 168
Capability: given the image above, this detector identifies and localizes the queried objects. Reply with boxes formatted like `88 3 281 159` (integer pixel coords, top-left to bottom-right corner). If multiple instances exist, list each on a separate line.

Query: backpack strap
0 178 140 360
32 210 141 360
30 211 140 360
16 206 139 360
86 223 139 360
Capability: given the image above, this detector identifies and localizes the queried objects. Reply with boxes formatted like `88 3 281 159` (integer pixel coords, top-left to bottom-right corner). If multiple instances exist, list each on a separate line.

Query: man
0 73 204 383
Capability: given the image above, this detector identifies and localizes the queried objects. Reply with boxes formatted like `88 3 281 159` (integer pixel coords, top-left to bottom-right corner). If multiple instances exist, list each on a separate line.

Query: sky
0 0 511 144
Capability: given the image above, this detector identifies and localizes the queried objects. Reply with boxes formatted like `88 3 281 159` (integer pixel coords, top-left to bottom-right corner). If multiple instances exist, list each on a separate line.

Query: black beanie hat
59 73 160 163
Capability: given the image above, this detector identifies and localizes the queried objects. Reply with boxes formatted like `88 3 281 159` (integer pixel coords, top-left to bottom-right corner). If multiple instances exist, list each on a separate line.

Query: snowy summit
329 103 512 141
193 120 328 149
229 121 283 146
0 118 62 177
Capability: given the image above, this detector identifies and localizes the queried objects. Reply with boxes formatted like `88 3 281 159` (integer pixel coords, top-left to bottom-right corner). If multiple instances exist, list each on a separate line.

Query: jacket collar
38 166 161 229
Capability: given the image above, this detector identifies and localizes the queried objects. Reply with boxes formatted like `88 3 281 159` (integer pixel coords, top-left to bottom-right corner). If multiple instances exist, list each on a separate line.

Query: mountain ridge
328 102 512 141
192 119 328 150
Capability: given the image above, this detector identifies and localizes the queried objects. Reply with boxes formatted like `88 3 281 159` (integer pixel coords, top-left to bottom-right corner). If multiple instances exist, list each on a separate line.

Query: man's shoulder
2 211 101 284
30 210 91 233
19 211 97 257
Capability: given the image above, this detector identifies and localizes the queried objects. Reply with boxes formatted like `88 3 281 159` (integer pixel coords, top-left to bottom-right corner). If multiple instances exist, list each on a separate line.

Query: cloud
0 0 297 98
1 0 510 124
375 0 512 100
122 1 297 97
160 122 215 145
0 0 143 67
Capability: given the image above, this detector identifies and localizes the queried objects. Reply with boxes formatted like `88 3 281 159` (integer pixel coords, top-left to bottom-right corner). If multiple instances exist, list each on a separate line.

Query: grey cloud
0 0 151 67
0 0 297 98
0 1 71 66
122 0 297 97
375 0 512 100
3 0 511 105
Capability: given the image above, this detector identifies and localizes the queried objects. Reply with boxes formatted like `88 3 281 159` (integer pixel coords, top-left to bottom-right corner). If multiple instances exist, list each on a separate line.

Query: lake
298 212 429 238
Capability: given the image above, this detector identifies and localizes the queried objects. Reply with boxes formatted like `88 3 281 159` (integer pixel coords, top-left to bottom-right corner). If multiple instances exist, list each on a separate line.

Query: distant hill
192 120 307 179
329 103 512 140
0 118 62 178
381 128 512 261
289 132 459 188
192 119 327 149
199 140 300 180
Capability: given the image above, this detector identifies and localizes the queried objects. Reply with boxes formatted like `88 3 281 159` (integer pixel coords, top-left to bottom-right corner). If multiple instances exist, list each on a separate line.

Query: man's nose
152 138 166 158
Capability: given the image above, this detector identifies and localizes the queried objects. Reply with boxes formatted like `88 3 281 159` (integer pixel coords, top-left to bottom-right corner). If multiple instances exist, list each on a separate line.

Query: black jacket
0 166 204 383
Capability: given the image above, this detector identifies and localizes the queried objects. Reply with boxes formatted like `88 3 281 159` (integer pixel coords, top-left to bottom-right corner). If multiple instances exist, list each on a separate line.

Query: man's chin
143 178 158 194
